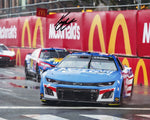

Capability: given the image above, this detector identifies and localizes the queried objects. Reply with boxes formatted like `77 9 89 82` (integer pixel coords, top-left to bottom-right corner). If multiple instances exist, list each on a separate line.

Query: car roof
71 52 115 58
41 48 67 51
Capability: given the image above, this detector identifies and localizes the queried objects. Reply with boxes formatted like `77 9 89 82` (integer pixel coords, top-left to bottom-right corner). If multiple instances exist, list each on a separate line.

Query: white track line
136 114 150 118
81 114 128 120
0 118 7 120
0 88 12 92
24 114 69 120
0 106 150 110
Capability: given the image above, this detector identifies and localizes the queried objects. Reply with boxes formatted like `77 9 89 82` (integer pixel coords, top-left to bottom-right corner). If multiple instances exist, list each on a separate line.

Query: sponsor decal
122 58 130 67
11 48 21 66
16 49 21 66
134 59 148 86
108 14 132 55
88 13 132 55
36 8 47 17
49 23 80 40
88 14 106 53
0 26 17 39
21 18 44 48
122 58 148 86
143 22 150 43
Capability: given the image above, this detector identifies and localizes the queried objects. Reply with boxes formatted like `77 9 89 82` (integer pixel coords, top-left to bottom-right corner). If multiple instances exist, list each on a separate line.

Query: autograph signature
55 12 77 31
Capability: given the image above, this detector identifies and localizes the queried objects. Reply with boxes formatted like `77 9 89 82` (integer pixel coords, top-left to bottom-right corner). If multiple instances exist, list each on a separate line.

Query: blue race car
24 48 69 82
40 52 134 105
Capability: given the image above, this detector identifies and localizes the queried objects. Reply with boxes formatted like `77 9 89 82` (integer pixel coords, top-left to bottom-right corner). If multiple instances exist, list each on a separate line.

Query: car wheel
41 100 57 105
25 61 30 80
36 64 41 82
119 82 124 106
9 62 15 67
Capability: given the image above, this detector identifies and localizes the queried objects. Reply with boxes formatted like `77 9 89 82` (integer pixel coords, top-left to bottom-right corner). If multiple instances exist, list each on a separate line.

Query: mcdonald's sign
21 16 46 48
86 11 137 55
36 8 47 17
10 48 21 66
16 49 21 66
137 10 150 57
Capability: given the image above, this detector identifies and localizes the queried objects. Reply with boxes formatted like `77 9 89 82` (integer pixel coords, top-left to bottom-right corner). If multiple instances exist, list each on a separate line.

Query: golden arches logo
122 58 130 67
88 14 106 53
10 48 21 66
108 14 132 55
21 18 44 48
16 49 21 66
88 13 132 55
21 20 31 48
121 58 148 86
134 59 148 86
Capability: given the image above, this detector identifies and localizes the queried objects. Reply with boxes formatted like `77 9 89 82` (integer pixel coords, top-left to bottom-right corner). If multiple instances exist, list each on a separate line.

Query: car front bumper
40 84 121 104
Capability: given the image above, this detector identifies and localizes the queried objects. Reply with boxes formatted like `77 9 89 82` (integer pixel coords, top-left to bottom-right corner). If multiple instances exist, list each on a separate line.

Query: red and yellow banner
0 17 18 47
137 10 150 57
0 11 138 56
107 10 137 55
19 16 46 48
119 57 150 86
46 12 83 50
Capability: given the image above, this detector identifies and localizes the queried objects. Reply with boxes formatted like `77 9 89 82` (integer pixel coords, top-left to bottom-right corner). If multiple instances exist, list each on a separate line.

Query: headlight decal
44 85 56 92
99 88 114 95
98 81 115 87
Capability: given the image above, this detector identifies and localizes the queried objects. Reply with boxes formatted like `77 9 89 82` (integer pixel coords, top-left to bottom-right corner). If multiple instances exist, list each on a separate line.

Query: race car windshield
0 45 8 51
40 50 69 59
90 56 117 71
57 55 117 71
57 55 91 69
40 50 58 59
56 50 70 58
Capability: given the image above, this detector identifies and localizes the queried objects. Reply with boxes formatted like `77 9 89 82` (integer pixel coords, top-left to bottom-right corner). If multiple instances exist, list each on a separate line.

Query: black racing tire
119 82 124 106
36 64 41 82
25 61 30 80
9 60 16 67
9 63 15 67
109 83 124 107
41 100 58 105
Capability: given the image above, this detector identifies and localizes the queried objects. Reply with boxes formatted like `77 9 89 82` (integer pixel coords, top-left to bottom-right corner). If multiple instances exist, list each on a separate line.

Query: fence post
138 0 141 10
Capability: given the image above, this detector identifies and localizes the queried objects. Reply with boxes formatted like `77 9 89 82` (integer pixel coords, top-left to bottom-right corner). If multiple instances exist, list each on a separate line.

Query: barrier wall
137 10 150 57
1 10 150 86
0 10 138 55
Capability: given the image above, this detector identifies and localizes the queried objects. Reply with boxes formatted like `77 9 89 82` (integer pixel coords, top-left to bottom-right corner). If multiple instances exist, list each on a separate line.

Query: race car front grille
57 87 99 102
0 56 10 65
58 81 98 86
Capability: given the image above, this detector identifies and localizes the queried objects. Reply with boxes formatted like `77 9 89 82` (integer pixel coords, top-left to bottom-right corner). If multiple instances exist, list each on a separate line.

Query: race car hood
0 50 15 57
45 68 121 83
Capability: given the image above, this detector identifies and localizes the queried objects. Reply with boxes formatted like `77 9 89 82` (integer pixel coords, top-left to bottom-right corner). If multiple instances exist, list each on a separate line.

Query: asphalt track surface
0 66 150 120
